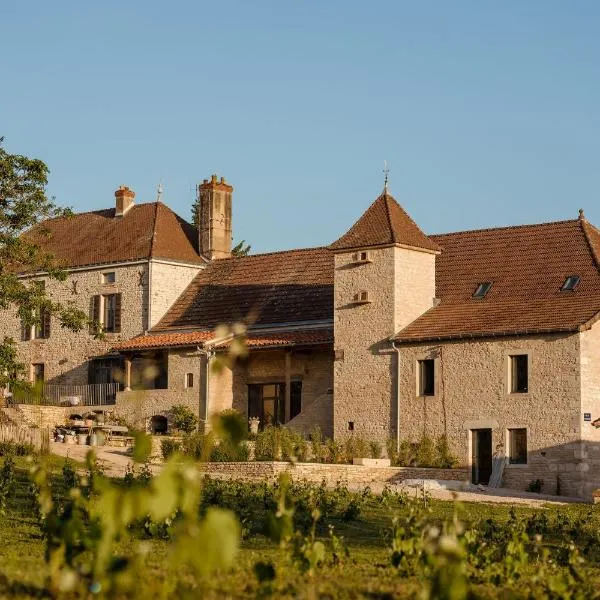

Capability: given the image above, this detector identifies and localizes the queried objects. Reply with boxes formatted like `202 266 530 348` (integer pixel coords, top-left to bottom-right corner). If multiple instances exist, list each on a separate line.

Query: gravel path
50 442 584 507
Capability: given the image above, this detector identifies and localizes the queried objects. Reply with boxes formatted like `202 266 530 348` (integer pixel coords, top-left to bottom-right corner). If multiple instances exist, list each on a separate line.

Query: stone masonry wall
399 334 584 497
198 461 469 486
333 246 436 442
0 263 150 386
148 260 203 328
579 323 600 498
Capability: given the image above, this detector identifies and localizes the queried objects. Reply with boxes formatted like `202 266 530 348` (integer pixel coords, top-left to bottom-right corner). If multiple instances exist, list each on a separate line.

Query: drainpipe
392 340 401 453
197 347 214 426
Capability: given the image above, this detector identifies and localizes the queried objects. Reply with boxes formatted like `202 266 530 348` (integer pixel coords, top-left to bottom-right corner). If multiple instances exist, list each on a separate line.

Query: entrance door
248 383 285 428
471 429 492 485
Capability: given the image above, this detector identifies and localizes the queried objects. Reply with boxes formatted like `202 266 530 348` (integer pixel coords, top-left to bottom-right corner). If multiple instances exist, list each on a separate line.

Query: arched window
149 415 168 434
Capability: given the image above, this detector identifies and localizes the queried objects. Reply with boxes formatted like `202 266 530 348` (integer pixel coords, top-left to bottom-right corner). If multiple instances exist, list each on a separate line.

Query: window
91 294 122 333
185 373 194 388
418 359 435 396
473 282 492 299
102 272 116 284
247 381 302 428
348 421 355 431
561 275 580 292
508 428 527 464
21 307 51 341
31 363 45 386
510 354 528 393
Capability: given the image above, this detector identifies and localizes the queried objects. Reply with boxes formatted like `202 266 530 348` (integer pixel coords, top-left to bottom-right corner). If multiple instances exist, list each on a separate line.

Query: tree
0 138 91 387
231 240 251 257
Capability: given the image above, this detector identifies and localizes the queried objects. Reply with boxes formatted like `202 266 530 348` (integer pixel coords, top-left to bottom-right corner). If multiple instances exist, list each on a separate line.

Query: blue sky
3 1 599 253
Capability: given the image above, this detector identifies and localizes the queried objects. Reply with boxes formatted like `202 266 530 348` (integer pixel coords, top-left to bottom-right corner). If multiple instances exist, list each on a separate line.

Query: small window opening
510 354 528 393
561 275 580 292
102 272 116 284
473 282 492 298
508 428 527 464
185 373 194 388
418 359 435 396
348 421 354 431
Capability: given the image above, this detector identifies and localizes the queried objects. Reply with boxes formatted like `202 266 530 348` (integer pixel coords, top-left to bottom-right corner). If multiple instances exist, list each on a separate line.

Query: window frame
418 359 435 397
509 354 529 394
507 427 528 465
185 372 194 388
102 271 116 284
472 282 492 299
560 275 580 292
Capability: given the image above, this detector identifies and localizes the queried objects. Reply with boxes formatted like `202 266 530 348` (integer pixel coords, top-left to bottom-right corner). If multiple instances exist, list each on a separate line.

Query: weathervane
383 160 390 192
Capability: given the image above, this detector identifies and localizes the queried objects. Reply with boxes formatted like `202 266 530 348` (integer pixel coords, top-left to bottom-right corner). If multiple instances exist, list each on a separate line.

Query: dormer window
472 282 492 299
561 276 580 292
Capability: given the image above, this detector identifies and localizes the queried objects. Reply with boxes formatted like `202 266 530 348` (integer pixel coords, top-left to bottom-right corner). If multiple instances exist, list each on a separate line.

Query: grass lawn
1 455 599 598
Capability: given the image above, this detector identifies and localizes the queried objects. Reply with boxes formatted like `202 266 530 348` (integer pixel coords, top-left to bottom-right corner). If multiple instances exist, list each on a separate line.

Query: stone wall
7 404 114 428
398 333 584 497
198 460 469 486
332 245 436 442
148 260 203 327
0 263 150 386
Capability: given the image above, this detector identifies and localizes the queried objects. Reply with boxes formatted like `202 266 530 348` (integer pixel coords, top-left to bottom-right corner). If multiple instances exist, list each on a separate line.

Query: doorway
471 428 492 485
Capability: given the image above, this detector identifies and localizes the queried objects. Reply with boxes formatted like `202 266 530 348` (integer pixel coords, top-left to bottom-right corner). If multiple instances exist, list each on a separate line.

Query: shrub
324 439 345 464
210 440 250 462
397 440 416 467
170 405 198 434
161 438 181 460
343 436 369 463
254 427 308 462
0 441 35 456
181 431 209 460
309 427 324 462
369 441 383 459
415 435 435 467
434 434 457 468
528 479 543 493
386 438 399 465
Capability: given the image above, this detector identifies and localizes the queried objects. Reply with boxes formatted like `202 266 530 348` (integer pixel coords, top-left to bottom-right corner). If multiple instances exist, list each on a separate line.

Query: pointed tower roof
329 191 441 252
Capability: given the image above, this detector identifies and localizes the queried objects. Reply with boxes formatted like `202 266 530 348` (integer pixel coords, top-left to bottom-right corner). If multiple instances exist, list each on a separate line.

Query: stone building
4 172 600 498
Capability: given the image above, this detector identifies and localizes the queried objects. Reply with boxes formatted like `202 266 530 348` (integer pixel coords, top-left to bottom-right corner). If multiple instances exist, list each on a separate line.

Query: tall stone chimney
114 185 135 217
198 174 233 259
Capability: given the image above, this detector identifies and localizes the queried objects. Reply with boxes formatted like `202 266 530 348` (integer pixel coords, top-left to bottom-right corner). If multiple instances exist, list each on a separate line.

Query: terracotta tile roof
395 217 600 343
113 330 214 351
112 328 333 352
153 247 333 331
21 201 202 270
329 192 440 253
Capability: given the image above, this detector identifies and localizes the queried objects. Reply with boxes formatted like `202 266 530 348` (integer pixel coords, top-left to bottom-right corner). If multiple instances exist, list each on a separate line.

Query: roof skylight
472 282 492 299
561 276 580 292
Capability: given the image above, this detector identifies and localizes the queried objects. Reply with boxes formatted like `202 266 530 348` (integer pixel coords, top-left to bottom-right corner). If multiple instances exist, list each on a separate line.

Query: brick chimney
115 185 135 217
198 174 233 259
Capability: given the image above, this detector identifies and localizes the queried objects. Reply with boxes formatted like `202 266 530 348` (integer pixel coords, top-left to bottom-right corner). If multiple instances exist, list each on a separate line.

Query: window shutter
114 293 122 332
88 360 96 385
41 308 51 339
90 295 100 334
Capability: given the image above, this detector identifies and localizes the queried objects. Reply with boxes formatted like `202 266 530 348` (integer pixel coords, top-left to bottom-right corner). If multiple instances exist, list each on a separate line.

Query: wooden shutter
41 308 51 339
114 293 122 333
90 295 101 334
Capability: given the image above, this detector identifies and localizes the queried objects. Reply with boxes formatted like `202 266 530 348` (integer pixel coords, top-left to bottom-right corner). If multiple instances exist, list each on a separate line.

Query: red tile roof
112 328 333 352
395 217 600 343
153 246 333 331
329 192 440 252
21 201 202 270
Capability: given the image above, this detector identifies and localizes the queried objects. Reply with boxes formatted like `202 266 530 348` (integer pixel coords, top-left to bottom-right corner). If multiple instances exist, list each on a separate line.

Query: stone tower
198 174 233 260
329 190 440 442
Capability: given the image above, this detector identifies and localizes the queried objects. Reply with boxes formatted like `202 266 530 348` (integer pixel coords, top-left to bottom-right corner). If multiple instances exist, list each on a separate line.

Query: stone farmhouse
3 174 600 498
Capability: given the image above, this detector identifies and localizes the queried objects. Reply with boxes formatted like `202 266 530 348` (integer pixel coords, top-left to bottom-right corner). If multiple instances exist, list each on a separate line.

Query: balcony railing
11 383 120 407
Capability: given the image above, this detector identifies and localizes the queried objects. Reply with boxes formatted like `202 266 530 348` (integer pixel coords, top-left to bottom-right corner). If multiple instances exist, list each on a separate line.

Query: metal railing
11 383 120 407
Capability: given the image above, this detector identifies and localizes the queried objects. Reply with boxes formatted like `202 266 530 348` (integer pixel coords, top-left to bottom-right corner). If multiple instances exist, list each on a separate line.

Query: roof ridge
579 218 600 271
432 217 581 238
214 245 329 261
383 193 395 244
149 202 160 257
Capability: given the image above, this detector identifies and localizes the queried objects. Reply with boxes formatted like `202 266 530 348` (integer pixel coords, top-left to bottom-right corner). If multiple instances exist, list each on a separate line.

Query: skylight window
472 282 492 299
561 276 580 292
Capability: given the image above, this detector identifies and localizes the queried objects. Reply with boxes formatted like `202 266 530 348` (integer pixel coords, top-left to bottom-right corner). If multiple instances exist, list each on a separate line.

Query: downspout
392 340 401 453
197 347 214 426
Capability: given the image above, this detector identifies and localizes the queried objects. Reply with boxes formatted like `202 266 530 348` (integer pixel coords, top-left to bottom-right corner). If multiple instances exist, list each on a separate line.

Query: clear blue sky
3 1 599 253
